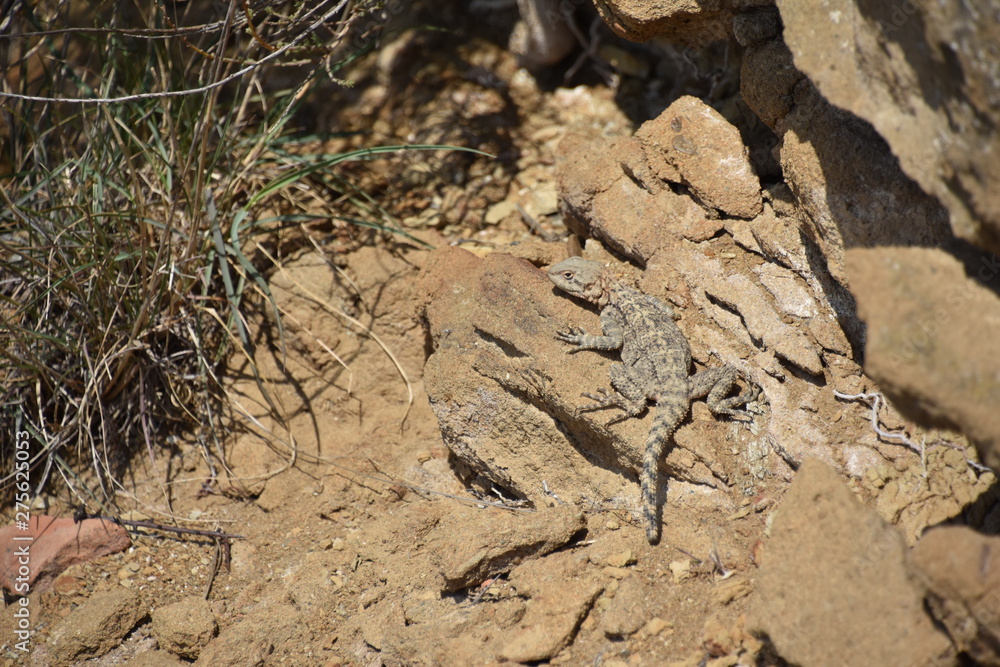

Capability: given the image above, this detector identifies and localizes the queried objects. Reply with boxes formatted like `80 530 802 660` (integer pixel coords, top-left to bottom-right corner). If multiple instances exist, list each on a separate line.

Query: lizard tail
641 400 688 544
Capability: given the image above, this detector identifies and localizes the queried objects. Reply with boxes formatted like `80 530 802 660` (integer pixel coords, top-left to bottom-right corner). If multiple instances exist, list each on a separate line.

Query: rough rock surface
600 574 646 637
591 0 771 44
846 247 1000 469
751 458 954 667
150 595 218 659
635 95 762 219
558 132 725 263
430 504 585 591
558 96 763 261
194 632 273 667
42 589 146 664
419 248 637 505
864 445 1000 547
500 552 604 663
0 516 131 595
731 0 1000 469
911 526 1000 666
739 19 952 285
778 0 1000 256
418 232 910 532
123 650 186 666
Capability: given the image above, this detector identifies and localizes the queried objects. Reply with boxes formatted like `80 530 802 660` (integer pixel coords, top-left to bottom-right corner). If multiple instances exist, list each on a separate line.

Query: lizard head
547 257 608 305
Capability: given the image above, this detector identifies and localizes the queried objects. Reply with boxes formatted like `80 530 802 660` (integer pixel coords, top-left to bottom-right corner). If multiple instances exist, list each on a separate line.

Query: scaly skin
548 257 754 544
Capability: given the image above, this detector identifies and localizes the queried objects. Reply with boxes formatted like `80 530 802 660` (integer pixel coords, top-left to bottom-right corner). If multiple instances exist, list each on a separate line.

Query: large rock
635 96 762 219
418 246 781 518
150 595 218 660
778 0 1000 256
733 3 1000 471
418 244 893 530
500 553 604 663
43 589 146 664
845 246 1000 469
912 526 1000 666
739 20 952 286
418 248 647 511
557 132 727 264
591 0 771 44
751 458 953 666
430 505 585 591
558 96 762 256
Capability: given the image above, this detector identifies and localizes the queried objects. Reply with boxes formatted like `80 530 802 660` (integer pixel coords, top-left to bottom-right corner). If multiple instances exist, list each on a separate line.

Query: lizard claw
579 387 613 409
556 326 588 347
581 387 610 401
710 383 764 420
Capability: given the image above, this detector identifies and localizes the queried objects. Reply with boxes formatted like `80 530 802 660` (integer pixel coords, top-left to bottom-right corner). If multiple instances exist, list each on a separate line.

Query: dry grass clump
0 0 425 509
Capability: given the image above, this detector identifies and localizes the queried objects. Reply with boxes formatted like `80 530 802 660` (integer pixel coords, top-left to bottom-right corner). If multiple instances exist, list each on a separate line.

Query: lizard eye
561 272 573 279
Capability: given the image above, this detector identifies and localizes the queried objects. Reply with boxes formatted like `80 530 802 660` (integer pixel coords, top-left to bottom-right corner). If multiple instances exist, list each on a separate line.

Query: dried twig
833 391 922 453
340 459 533 513
834 390 991 474
708 542 733 580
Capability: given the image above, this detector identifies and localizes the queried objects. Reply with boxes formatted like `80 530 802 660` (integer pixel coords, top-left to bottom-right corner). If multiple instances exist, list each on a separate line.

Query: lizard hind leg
578 388 647 424
607 363 649 408
579 363 648 423
691 366 758 418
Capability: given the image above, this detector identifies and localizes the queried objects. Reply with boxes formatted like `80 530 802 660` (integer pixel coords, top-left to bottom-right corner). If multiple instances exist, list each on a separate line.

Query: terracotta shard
0 515 131 596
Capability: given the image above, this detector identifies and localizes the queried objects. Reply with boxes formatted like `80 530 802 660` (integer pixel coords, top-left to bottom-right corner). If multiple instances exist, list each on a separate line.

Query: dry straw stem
214 394 300 484
271 299 355 395
195 303 300 483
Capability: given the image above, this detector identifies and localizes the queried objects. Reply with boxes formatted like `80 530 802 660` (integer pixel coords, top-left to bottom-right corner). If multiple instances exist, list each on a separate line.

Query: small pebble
606 550 636 568
640 617 671 638
669 560 692 582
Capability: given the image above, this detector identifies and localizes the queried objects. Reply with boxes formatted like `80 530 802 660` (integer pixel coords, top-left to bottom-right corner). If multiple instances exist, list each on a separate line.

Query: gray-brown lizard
547 256 755 544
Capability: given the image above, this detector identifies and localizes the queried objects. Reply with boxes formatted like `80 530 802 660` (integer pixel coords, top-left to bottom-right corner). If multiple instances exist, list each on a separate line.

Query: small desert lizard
548 256 755 544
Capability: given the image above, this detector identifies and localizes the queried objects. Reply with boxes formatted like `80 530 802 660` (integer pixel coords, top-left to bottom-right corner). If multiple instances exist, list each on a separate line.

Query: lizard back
605 282 692 403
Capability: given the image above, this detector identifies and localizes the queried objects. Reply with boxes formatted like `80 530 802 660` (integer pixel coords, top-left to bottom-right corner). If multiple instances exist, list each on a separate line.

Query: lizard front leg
556 307 624 352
